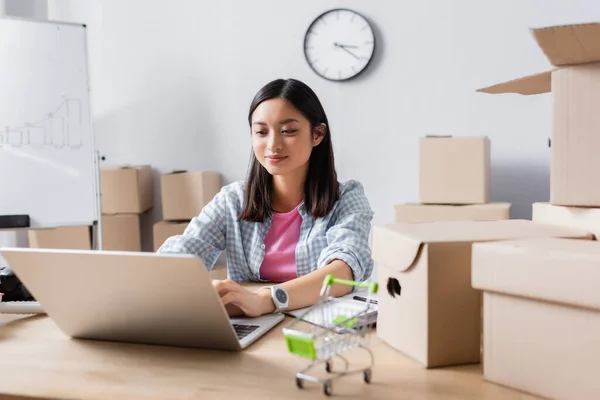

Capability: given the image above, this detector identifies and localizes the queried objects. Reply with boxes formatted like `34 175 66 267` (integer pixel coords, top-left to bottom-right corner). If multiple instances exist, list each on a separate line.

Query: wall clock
303 8 376 81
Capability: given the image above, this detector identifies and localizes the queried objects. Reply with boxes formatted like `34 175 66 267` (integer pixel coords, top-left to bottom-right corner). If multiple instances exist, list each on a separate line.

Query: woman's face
251 97 324 177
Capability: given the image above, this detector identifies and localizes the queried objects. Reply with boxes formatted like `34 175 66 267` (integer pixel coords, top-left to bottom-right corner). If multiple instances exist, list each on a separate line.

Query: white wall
5 0 46 18
46 0 600 252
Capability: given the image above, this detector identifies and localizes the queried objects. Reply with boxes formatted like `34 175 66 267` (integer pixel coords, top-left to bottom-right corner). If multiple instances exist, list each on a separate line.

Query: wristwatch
268 285 289 312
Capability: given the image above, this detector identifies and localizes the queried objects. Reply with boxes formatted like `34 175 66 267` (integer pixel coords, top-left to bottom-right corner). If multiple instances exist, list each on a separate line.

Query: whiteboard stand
92 150 103 251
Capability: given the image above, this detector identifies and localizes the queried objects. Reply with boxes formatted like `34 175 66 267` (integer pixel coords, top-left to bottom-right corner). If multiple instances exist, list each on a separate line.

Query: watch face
304 8 376 81
275 288 288 304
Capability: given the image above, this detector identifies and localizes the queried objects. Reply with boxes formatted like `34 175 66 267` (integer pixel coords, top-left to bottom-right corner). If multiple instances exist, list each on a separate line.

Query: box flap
533 202 600 240
531 22 600 66
473 238 600 311
113 165 151 171
477 70 552 95
372 225 424 273
101 165 149 172
384 219 591 244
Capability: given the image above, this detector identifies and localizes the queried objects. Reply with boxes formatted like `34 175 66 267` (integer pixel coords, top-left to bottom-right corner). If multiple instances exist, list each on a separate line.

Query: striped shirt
157 179 375 283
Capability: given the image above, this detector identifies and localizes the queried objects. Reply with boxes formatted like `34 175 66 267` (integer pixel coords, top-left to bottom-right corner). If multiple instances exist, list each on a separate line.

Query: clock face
304 9 376 81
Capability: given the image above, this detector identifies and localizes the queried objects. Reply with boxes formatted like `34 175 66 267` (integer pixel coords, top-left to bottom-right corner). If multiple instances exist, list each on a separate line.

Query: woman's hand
212 279 275 318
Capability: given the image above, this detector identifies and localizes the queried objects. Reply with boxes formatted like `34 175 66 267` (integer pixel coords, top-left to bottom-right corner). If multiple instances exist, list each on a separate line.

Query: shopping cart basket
283 274 378 396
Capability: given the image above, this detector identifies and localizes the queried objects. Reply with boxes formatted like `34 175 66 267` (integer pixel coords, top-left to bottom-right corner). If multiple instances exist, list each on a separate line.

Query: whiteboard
0 18 99 228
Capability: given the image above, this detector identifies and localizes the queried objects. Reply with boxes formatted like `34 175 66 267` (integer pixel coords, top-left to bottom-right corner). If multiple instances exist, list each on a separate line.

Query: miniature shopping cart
283 274 378 396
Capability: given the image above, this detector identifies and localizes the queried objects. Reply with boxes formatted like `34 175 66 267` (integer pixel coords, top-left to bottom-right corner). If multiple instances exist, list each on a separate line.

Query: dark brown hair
238 78 339 222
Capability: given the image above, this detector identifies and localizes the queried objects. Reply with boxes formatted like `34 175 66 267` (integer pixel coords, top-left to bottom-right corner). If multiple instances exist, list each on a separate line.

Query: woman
158 78 374 318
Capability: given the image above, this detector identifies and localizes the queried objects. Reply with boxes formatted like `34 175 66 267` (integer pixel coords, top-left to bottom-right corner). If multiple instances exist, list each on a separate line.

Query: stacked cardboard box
153 170 221 252
153 170 225 279
471 22 600 398
472 238 600 399
28 225 92 250
28 165 152 251
97 165 153 251
153 221 190 252
394 135 511 223
371 220 592 369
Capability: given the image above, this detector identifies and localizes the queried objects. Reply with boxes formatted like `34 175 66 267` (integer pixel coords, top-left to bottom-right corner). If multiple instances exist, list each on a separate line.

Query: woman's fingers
220 291 240 306
212 280 262 317
221 291 251 316
213 279 241 296
221 292 244 317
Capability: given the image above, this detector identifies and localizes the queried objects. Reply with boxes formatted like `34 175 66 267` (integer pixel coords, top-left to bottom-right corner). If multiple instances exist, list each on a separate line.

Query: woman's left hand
212 279 275 318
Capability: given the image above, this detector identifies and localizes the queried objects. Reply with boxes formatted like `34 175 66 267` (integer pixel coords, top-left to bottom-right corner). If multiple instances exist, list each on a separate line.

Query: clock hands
339 46 360 60
334 43 359 49
334 42 360 60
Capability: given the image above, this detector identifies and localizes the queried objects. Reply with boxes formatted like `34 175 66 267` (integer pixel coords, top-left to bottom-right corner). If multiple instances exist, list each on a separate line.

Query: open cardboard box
372 219 593 368
478 22 600 206
472 238 600 399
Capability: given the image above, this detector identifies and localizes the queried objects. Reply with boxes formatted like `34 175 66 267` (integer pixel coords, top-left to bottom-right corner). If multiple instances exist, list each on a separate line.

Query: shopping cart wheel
323 381 332 396
364 369 372 383
325 360 332 373
295 377 304 389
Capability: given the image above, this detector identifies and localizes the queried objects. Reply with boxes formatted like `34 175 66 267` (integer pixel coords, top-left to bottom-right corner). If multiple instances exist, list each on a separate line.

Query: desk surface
0 313 541 400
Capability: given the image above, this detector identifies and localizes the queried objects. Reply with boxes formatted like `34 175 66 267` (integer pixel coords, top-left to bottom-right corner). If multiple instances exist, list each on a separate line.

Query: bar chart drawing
0 96 84 150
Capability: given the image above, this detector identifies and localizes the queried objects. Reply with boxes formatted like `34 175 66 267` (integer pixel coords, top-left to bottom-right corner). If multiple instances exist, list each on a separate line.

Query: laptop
0 247 284 350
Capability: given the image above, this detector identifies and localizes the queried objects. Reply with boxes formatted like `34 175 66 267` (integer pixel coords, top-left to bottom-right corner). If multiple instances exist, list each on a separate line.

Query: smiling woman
158 78 375 318
240 80 335 222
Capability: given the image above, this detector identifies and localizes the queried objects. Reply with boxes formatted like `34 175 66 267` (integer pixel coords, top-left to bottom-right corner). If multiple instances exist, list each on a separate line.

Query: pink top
259 204 303 283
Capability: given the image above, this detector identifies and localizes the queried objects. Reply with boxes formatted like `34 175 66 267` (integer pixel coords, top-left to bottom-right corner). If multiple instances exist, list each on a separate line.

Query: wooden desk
0 314 540 400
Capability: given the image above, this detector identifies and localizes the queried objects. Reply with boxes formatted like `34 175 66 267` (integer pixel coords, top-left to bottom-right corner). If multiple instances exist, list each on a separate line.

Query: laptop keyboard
232 324 260 339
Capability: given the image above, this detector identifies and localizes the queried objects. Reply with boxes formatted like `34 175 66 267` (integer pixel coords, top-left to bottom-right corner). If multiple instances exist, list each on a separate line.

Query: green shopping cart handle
323 274 378 294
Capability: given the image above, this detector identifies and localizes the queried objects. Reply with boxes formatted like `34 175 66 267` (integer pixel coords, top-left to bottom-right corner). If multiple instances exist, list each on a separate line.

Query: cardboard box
478 23 600 206
100 165 153 214
153 220 227 279
28 226 91 250
160 171 221 221
371 220 592 368
472 238 600 399
419 136 490 205
100 214 141 252
153 220 189 252
395 203 510 223
533 202 600 240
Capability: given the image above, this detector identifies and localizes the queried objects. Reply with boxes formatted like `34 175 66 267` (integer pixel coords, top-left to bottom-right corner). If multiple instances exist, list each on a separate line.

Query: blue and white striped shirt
157 179 375 283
